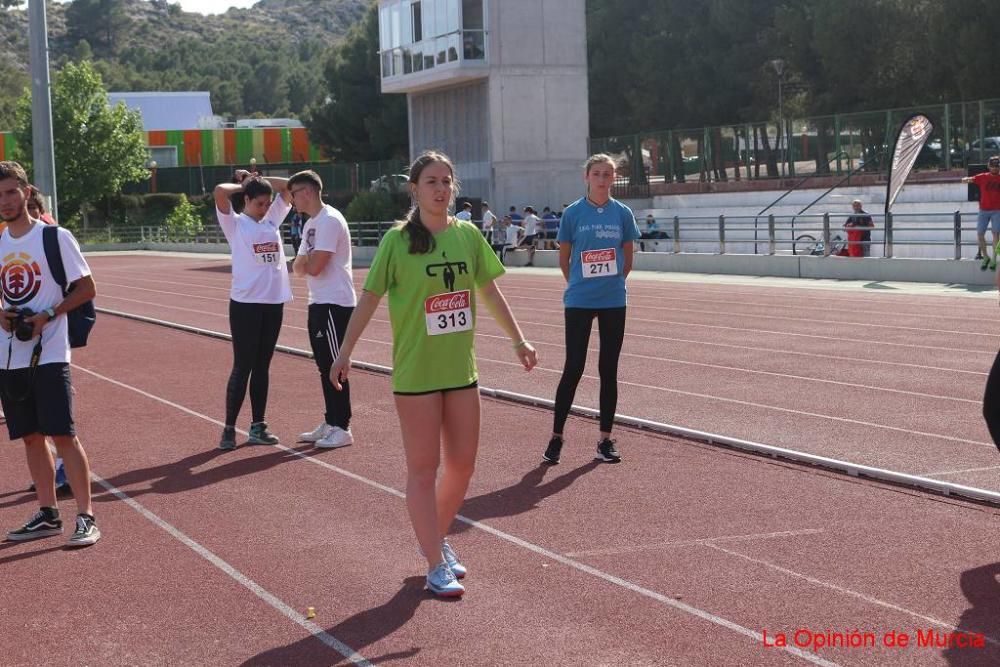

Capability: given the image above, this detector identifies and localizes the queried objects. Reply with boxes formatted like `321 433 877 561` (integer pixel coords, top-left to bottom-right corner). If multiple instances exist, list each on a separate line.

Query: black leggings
983 349 1000 451
226 300 284 426
553 307 627 435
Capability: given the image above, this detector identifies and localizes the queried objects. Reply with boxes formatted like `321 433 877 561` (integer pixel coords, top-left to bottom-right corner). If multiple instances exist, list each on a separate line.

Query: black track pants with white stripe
307 303 354 429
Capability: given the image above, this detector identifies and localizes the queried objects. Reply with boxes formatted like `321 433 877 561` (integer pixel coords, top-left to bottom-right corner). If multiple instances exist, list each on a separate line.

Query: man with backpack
0 161 101 546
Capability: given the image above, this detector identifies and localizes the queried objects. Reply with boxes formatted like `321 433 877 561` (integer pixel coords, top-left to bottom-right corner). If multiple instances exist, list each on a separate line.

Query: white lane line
99 278 990 371
565 529 825 558
921 465 1000 478
89 471 371 666
471 356 996 449
95 298 995 450
72 363 837 667
704 542 1000 649
101 286 985 402
508 293 1000 338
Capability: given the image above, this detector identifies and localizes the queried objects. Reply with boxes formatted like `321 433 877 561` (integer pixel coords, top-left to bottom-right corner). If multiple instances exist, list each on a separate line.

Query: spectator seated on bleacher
639 214 670 251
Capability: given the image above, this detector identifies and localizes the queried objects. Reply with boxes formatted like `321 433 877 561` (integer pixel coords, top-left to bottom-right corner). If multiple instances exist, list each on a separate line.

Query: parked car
369 174 409 193
965 136 1000 163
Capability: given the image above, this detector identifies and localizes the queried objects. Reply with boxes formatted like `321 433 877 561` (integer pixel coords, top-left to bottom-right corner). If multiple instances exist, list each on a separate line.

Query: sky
49 1 259 16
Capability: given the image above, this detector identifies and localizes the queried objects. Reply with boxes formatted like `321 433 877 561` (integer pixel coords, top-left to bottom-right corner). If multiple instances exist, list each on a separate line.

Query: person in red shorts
843 199 874 258
962 156 1000 270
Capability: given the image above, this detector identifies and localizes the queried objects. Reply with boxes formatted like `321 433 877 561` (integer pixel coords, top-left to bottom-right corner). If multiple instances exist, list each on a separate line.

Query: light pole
29 0 58 221
771 59 785 177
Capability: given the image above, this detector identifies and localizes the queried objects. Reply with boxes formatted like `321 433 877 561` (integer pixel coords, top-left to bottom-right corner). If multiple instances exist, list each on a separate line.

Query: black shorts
523 234 538 246
0 363 75 440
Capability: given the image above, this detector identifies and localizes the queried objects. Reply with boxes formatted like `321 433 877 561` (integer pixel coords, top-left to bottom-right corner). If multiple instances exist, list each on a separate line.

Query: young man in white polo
290 170 357 448
0 161 100 546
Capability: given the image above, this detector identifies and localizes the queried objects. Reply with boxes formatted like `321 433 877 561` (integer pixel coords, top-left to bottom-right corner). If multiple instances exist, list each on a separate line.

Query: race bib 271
581 248 617 278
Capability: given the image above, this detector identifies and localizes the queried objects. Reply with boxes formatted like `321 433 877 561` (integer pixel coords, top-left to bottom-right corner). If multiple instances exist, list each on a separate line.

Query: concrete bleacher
626 181 982 259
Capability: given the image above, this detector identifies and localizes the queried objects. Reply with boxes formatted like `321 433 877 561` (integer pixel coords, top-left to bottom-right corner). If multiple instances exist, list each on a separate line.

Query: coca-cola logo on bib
582 249 615 263
426 290 470 313
253 241 279 253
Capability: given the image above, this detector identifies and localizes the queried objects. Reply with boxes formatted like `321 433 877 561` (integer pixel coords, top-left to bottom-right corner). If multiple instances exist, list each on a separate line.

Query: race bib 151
253 241 281 266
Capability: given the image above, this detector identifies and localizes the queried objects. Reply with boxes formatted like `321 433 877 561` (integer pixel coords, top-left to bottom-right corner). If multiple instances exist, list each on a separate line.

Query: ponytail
400 205 435 255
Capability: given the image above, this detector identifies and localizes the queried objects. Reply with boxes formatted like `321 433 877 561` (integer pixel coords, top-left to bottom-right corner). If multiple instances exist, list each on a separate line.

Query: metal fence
77 213 988 261
127 159 410 198
592 98 1000 194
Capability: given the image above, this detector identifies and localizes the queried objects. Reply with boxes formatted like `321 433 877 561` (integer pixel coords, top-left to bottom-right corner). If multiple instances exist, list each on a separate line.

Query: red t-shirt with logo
972 172 1000 211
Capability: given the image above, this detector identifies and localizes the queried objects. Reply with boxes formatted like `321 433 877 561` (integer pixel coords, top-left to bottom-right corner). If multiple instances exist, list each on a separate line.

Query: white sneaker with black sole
316 426 354 449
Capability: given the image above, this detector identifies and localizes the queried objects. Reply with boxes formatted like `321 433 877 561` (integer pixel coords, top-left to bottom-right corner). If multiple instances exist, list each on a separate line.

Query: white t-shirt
482 209 497 230
0 222 91 368
523 213 541 236
216 197 293 304
456 210 472 222
505 224 524 246
297 205 357 307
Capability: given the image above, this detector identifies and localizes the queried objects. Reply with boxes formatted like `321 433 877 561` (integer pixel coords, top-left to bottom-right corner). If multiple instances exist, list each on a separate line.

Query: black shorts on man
0 363 74 440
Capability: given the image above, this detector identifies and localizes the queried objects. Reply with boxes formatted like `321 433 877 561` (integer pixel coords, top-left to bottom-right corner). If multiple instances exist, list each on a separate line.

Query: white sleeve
56 228 92 284
215 206 237 239
313 215 343 254
264 197 292 229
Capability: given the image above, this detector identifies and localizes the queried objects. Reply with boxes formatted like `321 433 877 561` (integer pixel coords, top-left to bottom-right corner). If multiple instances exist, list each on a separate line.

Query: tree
14 60 149 225
163 196 204 239
0 59 28 125
306 3 408 161
66 0 132 55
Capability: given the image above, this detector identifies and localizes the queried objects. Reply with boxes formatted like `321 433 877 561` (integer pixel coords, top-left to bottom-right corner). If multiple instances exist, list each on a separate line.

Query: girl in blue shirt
544 154 640 465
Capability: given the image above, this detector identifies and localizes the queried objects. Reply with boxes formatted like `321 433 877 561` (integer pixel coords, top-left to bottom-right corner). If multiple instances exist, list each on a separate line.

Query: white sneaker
315 426 354 449
298 422 334 443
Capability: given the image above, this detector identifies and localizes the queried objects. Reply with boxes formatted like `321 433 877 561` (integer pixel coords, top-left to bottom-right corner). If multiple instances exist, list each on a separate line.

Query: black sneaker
219 426 237 451
67 513 101 547
595 438 622 463
542 436 563 464
7 508 62 541
248 421 279 445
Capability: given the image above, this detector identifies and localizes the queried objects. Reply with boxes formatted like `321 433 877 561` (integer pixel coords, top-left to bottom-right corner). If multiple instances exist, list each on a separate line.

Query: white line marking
89 471 371 666
99 277 991 370
922 465 1000 477
704 542 1000 648
72 363 837 666
96 299 996 450
565 529 826 558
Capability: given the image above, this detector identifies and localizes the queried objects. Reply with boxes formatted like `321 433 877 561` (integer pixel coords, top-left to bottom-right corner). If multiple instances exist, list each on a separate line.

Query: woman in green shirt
330 151 538 597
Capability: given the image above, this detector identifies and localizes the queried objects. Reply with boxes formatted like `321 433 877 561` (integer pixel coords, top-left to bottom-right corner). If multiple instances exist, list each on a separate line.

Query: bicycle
793 233 846 256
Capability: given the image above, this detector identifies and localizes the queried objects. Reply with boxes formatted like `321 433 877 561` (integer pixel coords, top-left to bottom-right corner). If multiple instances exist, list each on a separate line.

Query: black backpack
42 225 96 348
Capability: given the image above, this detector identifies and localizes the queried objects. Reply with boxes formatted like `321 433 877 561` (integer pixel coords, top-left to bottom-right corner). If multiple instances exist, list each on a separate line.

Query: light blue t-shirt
557 197 641 308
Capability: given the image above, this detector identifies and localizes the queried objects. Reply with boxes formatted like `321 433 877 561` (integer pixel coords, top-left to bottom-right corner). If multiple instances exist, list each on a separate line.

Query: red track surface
3 253 1000 666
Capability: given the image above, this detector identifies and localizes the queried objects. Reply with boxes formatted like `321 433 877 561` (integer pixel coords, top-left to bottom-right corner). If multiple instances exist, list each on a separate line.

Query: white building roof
108 91 221 131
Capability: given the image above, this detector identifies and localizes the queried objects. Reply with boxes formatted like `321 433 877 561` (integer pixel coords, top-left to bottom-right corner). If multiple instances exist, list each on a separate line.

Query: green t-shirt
363 219 505 393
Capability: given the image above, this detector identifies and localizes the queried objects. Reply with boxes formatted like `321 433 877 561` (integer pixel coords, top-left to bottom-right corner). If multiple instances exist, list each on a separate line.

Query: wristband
512 340 528 350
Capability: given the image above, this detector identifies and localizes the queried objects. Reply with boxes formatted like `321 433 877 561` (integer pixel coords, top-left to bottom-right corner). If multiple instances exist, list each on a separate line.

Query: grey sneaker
67 514 100 547
425 562 464 597
219 426 237 451
7 508 62 541
442 541 467 579
247 421 279 445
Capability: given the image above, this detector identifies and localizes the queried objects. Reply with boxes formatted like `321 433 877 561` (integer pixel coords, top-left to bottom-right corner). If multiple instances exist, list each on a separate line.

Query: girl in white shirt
213 171 292 450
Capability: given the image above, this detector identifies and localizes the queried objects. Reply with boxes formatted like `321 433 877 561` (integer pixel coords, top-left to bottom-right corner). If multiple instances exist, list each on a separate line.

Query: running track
1 252 999 666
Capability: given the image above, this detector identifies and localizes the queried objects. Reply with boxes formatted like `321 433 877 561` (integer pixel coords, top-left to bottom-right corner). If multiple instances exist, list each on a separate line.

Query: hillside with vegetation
0 0 369 125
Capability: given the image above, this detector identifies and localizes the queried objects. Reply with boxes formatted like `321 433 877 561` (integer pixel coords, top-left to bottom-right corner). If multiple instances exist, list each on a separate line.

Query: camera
6 307 36 342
